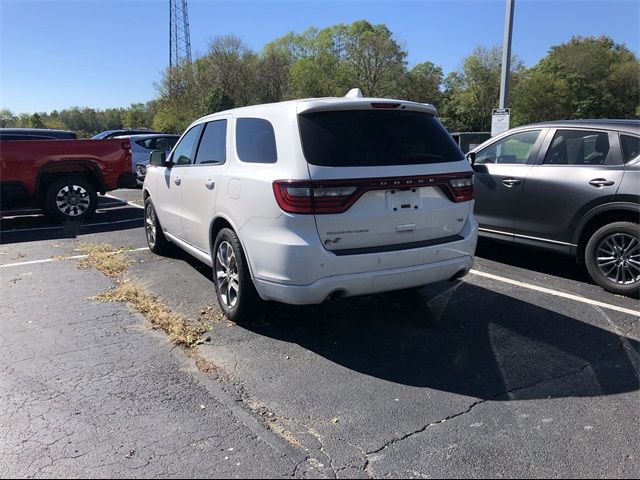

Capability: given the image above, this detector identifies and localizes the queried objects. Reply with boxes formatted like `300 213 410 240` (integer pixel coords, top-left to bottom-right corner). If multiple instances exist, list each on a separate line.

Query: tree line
2 21 638 136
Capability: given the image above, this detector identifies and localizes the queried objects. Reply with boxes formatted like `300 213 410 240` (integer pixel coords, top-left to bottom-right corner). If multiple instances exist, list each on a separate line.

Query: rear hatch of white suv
273 100 474 254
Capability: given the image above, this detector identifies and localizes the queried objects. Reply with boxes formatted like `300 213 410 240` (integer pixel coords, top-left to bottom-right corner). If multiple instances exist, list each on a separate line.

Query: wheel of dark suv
213 228 261 323
144 197 171 255
44 176 97 222
585 221 640 297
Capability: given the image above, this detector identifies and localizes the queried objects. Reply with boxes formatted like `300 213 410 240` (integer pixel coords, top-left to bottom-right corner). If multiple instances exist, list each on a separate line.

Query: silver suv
469 119 639 296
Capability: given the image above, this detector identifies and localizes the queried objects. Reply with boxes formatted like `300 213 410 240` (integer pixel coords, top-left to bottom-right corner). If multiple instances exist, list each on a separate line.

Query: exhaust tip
449 269 469 281
325 289 347 302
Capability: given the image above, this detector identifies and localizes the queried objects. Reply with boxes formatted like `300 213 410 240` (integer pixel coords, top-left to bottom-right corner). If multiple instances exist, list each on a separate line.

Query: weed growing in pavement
92 281 210 347
79 242 302 450
76 242 132 277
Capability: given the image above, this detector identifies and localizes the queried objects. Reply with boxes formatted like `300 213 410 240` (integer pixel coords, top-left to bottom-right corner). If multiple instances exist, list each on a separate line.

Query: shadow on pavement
475 237 590 283
152 243 639 401
0 197 144 245
246 282 639 400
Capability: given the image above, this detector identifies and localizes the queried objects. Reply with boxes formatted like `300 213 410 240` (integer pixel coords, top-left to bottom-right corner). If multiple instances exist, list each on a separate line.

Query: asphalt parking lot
1 190 639 478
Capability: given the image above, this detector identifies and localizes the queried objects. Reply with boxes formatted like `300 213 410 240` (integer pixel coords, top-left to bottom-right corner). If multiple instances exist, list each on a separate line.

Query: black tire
44 176 97 222
212 228 261 323
585 221 640 297
144 197 171 255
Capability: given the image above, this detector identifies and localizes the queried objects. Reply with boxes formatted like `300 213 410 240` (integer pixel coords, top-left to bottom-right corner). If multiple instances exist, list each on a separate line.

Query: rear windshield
298 110 464 167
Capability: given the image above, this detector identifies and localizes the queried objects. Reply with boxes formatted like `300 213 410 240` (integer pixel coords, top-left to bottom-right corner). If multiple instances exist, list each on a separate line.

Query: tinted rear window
620 134 640 163
298 110 464 167
236 118 277 164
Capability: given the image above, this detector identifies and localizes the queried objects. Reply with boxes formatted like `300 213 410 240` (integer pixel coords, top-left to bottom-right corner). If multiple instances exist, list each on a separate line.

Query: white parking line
0 217 143 234
103 194 144 210
469 269 640 317
0 247 149 269
1 214 44 220
1 201 123 219
2 243 637 318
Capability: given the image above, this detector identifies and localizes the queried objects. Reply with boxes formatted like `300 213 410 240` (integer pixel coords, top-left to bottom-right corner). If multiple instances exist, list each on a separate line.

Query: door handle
589 178 614 188
205 180 215 190
174 177 181 186
501 178 521 187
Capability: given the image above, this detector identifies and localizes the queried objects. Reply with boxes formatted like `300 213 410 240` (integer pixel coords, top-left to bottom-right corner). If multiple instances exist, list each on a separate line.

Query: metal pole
499 0 515 109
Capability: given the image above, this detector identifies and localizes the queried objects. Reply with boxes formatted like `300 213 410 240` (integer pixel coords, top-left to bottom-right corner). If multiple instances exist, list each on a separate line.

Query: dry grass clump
77 242 132 277
93 281 209 347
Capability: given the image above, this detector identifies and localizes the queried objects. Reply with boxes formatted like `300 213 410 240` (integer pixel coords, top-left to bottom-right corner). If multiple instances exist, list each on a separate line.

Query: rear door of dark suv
515 127 625 250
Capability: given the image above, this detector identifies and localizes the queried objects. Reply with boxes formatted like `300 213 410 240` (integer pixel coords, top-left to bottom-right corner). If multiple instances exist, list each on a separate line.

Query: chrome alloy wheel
55 185 90 217
596 233 640 285
215 241 239 308
145 203 157 248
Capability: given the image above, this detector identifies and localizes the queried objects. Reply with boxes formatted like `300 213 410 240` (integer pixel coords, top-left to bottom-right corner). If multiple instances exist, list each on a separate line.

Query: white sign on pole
491 108 510 137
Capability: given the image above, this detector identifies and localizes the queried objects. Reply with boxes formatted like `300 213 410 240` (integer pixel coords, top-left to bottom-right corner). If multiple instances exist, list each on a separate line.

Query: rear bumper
247 215 478 305
253 255 473 304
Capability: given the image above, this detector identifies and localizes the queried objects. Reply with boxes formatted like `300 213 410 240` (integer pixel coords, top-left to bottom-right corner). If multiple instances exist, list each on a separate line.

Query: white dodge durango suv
143 90 478 321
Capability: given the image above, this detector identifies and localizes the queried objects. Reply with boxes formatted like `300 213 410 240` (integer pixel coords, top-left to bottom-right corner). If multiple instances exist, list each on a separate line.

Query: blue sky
1 0 638 113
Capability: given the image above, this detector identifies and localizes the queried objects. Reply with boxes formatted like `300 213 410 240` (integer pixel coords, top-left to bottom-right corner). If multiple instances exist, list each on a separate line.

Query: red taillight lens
273 173 474 214
448 175 474 202
272 181 313 214
273 181 359 214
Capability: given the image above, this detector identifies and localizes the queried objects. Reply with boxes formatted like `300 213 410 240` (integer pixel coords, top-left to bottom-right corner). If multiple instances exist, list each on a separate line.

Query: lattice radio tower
169 0 192 69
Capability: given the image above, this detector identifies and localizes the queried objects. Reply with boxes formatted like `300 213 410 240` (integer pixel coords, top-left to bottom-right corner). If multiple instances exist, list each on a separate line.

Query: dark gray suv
469 120 639 296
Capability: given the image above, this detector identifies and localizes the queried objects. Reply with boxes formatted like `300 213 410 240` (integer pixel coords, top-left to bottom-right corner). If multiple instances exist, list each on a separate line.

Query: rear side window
236 118 277 164
298 110 464 167
195 120 227 165
544 130 610 165
620 134 640 163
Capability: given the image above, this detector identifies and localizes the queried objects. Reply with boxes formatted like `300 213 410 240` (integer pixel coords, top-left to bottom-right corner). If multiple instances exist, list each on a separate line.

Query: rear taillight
273 182 313 214
273 182 359 214
122 141 132 168
273 173 474 215
449 176 474 202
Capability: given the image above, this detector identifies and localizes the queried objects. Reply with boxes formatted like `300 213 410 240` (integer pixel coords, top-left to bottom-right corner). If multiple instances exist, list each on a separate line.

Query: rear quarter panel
617 162 640 205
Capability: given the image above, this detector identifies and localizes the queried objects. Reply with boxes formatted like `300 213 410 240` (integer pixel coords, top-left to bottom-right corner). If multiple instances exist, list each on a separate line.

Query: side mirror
466 151 476 165
149 150 169 167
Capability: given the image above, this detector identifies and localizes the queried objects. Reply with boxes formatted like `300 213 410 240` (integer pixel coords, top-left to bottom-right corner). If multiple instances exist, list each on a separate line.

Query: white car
142 90 478 321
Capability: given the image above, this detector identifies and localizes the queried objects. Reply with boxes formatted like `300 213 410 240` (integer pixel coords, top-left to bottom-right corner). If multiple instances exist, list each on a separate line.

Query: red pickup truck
0 138 136 221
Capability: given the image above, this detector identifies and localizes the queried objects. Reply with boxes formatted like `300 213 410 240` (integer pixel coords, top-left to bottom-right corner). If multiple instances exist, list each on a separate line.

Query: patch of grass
76 242 132 277
92 282 209 347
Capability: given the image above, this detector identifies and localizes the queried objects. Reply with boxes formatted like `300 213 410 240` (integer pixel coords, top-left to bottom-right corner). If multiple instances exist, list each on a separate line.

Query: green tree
340 20 407 97
403 61 443 106
0 109 17 127
269 20 409 99
122 103 149 128
29 113 45 128
512 35 640 123
440 46 522 131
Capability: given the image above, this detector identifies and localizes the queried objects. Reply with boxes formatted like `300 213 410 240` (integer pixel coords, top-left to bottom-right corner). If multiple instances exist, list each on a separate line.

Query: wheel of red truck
44 176 97 222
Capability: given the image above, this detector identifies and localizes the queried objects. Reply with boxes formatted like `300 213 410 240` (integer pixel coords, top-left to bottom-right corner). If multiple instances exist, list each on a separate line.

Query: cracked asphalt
1 191 639 478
